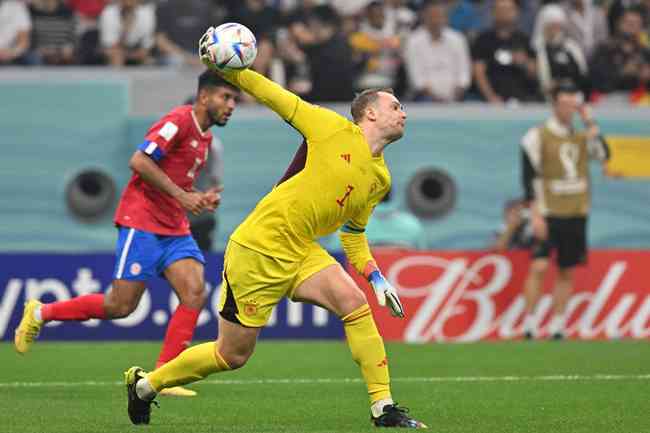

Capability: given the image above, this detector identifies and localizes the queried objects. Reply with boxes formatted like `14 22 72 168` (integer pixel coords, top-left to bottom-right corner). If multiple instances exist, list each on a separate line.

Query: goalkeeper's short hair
351 88 394 123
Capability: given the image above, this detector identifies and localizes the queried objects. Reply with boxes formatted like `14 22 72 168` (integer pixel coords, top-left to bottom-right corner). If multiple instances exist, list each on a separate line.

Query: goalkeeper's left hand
368 270 404 318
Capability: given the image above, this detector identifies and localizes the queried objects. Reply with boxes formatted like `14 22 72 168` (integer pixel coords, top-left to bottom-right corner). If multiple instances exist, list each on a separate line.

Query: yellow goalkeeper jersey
223 69 391 263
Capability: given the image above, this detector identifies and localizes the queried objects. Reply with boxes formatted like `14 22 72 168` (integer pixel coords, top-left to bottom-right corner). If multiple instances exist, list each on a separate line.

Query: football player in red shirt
15 70 239 397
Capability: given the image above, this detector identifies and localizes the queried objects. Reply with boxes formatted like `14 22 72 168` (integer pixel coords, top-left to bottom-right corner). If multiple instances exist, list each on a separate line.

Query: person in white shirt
404 0 471 102
561 0 609 58
99 0 155 66
0 0 31 65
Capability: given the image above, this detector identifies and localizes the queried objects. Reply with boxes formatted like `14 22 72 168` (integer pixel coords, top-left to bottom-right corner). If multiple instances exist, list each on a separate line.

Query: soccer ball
200 23 257 70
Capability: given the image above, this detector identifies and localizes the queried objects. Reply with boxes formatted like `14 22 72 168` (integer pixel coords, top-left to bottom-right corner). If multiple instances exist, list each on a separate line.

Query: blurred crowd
1 0 650 105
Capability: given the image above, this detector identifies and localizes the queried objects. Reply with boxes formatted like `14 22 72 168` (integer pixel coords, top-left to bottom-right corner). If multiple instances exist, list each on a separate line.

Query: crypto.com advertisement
0 253 344 341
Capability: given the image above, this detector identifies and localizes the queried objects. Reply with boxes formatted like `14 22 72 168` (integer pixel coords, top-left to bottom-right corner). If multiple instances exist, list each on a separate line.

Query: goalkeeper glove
368 270 404 318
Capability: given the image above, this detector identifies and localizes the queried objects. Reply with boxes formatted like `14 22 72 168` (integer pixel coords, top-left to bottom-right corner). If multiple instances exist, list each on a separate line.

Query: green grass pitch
1 340 649 433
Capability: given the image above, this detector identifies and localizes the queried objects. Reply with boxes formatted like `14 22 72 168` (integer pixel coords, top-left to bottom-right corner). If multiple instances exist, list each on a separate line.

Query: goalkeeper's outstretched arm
201 41 345 141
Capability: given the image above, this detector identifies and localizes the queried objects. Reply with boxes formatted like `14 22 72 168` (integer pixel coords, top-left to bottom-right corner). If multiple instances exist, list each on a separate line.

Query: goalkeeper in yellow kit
124 28 427 429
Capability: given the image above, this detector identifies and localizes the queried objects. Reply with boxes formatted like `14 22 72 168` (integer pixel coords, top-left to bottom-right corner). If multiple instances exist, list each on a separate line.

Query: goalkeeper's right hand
198 27 219 71
368 270 405 318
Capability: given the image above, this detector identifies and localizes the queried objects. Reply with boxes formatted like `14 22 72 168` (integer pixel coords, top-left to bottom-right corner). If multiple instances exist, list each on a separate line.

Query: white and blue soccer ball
200 23 257 70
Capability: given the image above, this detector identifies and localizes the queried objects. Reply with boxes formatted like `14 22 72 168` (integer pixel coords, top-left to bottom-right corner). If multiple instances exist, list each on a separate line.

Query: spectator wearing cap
404 0 471 102
0 0 31 65
532 4 590 100
99 0 156 66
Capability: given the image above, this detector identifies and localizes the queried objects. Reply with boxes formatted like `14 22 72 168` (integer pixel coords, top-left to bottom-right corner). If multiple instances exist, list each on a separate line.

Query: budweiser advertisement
349 249 650 342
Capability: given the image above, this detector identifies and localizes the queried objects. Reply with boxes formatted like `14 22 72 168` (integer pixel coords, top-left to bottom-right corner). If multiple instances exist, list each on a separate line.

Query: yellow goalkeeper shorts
218 240 338 327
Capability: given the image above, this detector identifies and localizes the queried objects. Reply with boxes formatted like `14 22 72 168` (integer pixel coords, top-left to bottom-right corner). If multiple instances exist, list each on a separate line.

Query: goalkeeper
125 27 426 429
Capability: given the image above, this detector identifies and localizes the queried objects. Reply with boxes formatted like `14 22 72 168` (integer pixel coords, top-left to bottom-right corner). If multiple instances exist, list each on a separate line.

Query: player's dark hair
550 79 579 101
351 87 394 123
197 70 239 95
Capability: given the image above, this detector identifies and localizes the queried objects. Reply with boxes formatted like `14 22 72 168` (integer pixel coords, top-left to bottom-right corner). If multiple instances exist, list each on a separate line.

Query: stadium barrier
2 250 649 341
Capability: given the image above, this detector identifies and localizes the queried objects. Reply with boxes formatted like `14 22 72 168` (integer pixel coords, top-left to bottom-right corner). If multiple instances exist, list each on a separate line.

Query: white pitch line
1 374 649 388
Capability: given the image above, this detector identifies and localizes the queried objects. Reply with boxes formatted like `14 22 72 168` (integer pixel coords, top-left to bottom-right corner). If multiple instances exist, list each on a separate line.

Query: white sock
371 398 394 418
523 314 536 333
548 314 565 335
33 306 43 322
135 377 156 401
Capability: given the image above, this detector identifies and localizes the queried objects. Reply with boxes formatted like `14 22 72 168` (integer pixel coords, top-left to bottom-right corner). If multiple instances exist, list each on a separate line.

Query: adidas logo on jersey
341 153 351 163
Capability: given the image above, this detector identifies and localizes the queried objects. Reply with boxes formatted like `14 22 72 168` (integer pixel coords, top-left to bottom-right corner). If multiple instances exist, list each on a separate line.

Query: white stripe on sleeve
144 142 157 155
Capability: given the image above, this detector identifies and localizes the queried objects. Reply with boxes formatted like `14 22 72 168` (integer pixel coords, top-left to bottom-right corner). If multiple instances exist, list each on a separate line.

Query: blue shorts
112 227 205 281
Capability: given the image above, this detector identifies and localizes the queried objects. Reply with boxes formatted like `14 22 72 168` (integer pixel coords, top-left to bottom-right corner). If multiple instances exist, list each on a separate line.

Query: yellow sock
148 342 231 392
343 304 391 403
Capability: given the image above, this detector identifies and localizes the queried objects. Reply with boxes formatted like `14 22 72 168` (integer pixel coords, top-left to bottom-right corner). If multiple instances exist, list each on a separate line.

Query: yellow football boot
14 300 44 354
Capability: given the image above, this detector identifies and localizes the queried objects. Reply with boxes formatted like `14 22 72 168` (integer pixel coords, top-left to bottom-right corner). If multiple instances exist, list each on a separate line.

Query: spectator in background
405 0 471 102
607 0 650 40
99 0 156 66
471 0 539 104
302 5 356 101
532 4 590 100
350 1 403 90
156 0 225 68
560 0 608 59
0 0 31 65
277 0 323 97
366 189 426 249
26 0 76 65
591 7 648 94
479 0 542 37
68 0 108 32
68 0 109 65
492 198 534 251
227 0 279 77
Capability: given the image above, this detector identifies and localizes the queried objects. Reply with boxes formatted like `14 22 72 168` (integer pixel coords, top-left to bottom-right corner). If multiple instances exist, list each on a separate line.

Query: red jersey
114 105 213 235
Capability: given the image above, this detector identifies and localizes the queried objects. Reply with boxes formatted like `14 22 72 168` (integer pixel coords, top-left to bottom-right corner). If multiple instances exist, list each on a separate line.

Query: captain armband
341 223 365 234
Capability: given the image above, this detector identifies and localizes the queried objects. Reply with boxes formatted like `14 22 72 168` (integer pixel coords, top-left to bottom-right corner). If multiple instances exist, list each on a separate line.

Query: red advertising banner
349 249 650 342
